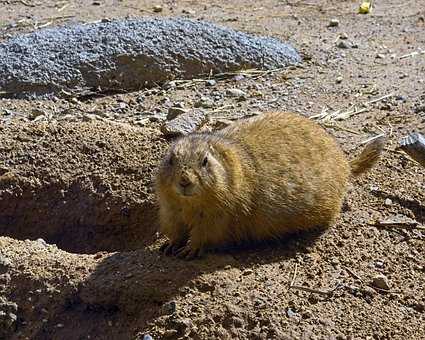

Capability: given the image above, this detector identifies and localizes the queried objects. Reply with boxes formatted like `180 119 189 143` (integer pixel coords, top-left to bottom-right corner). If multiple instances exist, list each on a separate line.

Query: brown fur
155 112 385 259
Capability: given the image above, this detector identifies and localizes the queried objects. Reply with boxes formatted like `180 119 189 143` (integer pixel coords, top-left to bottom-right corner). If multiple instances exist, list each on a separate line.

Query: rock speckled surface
0 17 300 98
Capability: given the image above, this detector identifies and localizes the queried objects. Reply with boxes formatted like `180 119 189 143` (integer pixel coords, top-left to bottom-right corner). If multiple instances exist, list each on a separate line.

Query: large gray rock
0 17 301 98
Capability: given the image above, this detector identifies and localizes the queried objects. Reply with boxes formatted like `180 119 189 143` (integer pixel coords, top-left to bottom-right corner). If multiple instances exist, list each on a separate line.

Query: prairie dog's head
156 134 229 199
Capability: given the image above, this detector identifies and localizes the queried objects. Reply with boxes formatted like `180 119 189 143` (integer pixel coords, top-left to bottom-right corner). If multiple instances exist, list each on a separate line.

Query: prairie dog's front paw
160 240 187 256
175 242 204 260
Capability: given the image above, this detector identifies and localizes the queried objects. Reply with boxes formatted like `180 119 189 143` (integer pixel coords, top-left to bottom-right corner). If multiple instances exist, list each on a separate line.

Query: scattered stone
372 274 391 290
0 256 12 272
231 316 244 328
375 260 384 268
194 97 215 109
242 269 253 276
169 317 191 337
143 335 154 340
226 88 247 98
0 273 11 284
233 74 245 82
336 76 343 83
205 79 217 86
361 286 377 297
167 107 188 120
302 310 313 319
163 330 178 338
395 95 407 102
30 108 45 120
56 323 64 328
384 198 393 206
413 302 424 313
340 32 349 40
135 118 151 127
161 109 208 137
153 5 163 13
36 238 48 246
194 279 216 292
337 40 350 49
163 301 177 315
213 118 233 130
286 307 297 318
376 53 386 59
182 9 196 15
329 18 340 27
0 311 17 333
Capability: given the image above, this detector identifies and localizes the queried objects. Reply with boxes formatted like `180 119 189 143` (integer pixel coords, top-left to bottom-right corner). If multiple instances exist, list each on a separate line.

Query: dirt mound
0 119 168 253
0 237 97 339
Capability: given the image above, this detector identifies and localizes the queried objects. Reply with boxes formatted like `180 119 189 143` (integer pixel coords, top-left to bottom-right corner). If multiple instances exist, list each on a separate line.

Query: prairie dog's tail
349 135 386 177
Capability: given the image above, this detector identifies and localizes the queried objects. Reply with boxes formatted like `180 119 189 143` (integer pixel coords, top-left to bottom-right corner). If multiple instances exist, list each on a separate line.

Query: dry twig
371 219 425 231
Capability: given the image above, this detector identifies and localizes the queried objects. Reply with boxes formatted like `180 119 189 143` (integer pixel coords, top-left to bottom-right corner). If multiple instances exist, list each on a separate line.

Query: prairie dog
155 112 385 259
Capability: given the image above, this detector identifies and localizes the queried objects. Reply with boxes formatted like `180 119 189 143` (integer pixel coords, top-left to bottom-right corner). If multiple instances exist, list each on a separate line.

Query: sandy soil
0 0 424 339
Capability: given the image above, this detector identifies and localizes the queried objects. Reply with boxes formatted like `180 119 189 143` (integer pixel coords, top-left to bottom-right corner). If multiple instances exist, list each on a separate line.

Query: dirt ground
0 0 424 339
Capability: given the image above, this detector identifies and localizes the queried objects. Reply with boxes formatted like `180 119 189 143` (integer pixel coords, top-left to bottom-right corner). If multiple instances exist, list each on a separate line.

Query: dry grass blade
289 284 332 296
399 49 425 60
371 219 425 231
310 93 395 123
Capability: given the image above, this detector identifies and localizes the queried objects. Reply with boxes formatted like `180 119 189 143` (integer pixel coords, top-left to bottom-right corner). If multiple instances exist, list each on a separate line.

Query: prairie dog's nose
179 174 191 188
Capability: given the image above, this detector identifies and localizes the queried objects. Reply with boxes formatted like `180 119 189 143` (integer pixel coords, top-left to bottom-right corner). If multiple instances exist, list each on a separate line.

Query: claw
159 241 169 252
175 244 204 260
160 240 189 256
160 241 177 256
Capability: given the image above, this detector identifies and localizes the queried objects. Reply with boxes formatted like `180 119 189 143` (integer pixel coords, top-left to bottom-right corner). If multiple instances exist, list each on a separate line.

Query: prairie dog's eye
202 156 208 167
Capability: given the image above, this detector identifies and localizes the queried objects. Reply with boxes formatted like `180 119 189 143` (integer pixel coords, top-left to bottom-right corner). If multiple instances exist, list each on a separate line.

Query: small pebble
167 107 187 120
233 74 245 81
286 307 297 318
194 97 214 109
36 238 47 246
226 88 247 98
336 76 343 84
340 32 349 40
372 274 391 290
337 40 350 49
205 79 217 86
329 18 340 27
143 335 154 340
182 9 196 15
242 269 253 276
302 310 313 319
376 53 386 59
0 255 12 269
153 5 163 12
384 198 392 206
361 286 377 297
163 300 177 314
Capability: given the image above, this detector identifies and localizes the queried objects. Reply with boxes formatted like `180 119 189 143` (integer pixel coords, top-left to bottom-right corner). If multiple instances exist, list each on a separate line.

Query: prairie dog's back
218 112 351 234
